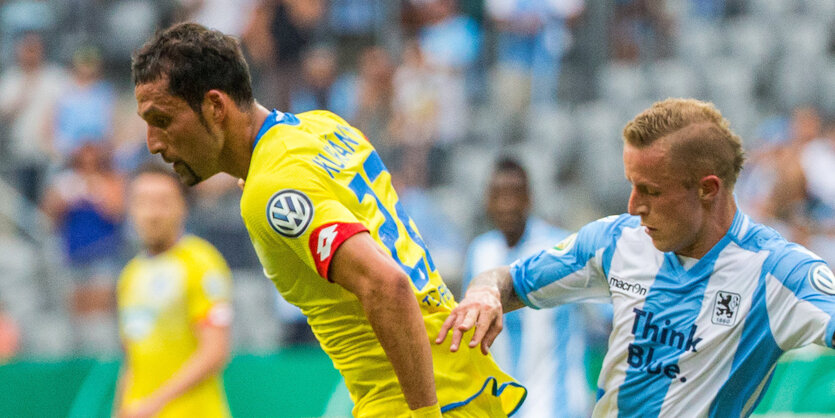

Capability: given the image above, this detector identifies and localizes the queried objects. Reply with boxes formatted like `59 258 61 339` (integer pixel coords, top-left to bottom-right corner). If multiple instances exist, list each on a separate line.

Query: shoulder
242 155 321 212
576 214 640 246
174 235 230 273
117 255 143 283
300 109 352 125
740 221 819 268
742 223 830 290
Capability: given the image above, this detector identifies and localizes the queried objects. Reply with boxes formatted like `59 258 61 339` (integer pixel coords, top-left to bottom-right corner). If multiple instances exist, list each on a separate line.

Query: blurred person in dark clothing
242 0 325 109
41 142 126 284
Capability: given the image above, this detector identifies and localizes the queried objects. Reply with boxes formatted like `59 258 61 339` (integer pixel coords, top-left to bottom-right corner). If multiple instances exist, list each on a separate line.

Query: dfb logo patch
712 291 740 326
809 264 835 296
267 189 313 237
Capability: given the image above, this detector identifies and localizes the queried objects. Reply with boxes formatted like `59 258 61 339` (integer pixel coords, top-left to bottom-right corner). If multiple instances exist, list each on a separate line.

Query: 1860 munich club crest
267 189 314 237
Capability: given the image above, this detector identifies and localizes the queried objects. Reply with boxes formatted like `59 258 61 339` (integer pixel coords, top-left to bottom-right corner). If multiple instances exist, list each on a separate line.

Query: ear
698 175 722 201
203 89 227 123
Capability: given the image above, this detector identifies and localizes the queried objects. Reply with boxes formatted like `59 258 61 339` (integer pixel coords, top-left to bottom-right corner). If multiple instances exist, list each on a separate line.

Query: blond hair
622 98 745 189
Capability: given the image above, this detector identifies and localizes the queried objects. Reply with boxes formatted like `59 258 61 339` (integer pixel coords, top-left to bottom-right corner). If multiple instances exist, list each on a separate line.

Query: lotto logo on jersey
308 222 368 279
809 264 835 296
267 189 314 237
712 291 741 326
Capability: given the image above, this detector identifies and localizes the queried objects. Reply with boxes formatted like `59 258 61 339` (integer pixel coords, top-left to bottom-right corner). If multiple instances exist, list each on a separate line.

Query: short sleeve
245 161 368 281
765 253 835 349
187 247 234 327
511 215 632 308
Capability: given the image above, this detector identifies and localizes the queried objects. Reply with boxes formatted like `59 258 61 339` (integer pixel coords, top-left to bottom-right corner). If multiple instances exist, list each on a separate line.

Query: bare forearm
360 280 437 410
467 266 525 313
436 266 525 354
113 365 131 413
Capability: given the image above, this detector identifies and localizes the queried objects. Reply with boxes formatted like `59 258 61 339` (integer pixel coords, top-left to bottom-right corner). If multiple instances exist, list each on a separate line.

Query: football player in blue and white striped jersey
437 98 835 418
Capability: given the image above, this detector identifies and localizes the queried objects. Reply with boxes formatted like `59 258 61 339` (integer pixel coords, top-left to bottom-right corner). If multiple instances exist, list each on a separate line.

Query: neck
503 224 526 248
219 102 271 180
146 234 180 256
678 192 737 259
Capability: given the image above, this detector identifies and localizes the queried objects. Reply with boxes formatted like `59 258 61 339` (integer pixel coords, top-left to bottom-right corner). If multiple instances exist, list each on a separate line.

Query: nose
627 187 647 216
146 126 164 155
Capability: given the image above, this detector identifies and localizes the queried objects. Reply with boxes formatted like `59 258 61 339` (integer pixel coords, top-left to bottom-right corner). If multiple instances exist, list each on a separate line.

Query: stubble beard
174 161 203 186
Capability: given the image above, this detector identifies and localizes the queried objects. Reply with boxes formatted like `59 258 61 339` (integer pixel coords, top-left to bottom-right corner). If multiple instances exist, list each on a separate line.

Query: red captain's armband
308 222 368 280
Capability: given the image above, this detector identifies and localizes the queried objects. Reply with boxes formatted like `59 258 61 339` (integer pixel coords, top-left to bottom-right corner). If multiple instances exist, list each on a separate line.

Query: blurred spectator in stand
295 44 395 152
41 143 126 355
0 304 20 363
762 109 835 265
761 106 823 238
800 120 835 265
188 174 260 270
735 115 790 222
610 0 673 62
111 94 158 174
0 0 59 65
42 143 126 281
52 46 117 163
461 156 596 417
416 0 479 145
175 0 256 36
486 0 584 112
289 45 355 118
350 46 395 147
327 0 385 53
688 0 728 20
389 39 441 187
393 0 482 187
242 0 325 110
0 32 67 204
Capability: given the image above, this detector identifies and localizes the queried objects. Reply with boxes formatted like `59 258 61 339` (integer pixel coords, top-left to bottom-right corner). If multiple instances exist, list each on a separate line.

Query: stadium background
0 0 833 416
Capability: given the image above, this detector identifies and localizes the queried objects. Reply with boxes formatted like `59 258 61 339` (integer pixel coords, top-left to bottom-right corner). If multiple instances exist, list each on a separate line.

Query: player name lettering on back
312 125 361 178
421 284 453 308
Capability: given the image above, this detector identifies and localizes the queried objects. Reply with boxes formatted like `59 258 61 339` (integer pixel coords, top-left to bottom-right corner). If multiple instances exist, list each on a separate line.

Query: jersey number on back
348 151 436 291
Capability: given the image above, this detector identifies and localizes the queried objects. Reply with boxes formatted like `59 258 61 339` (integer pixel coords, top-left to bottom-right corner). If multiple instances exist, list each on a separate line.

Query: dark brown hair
132 22 254 114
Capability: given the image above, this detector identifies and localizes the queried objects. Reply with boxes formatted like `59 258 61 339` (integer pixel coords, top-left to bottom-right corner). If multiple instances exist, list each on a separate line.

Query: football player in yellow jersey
115 164 233 418
131 23 526 417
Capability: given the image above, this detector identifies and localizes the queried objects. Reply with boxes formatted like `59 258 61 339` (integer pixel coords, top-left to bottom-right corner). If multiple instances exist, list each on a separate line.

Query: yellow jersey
240 110 526 416
117 235 232 418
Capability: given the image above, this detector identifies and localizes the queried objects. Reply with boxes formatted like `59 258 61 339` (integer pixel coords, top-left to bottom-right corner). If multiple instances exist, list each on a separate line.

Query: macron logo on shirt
609 276 648 296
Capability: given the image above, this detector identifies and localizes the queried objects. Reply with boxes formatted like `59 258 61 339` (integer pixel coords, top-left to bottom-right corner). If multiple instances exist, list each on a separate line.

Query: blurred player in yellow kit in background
131 23 525 417
114 164 233 418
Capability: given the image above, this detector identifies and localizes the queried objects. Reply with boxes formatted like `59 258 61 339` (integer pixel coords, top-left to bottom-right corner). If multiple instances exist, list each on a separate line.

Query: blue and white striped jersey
510 210 835 418
464 217 592 418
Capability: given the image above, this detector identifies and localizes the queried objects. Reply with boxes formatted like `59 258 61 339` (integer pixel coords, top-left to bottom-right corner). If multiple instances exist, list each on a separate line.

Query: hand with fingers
435 286 504 355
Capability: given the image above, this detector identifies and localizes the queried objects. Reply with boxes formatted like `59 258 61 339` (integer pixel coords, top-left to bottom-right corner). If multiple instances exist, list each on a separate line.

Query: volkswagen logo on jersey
809 264 835 296
267 189 314 237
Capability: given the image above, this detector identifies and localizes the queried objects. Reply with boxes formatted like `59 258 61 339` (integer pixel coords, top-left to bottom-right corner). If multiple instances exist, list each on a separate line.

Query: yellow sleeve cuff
409 403 442 418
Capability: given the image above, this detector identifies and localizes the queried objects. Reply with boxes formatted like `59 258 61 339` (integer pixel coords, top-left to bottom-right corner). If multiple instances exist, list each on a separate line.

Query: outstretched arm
329 232 439 414
435 266 525 355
